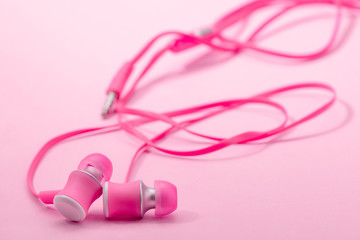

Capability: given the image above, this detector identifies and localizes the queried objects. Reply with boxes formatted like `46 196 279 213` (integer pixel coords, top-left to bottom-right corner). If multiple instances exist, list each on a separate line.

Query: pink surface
1 0 360 239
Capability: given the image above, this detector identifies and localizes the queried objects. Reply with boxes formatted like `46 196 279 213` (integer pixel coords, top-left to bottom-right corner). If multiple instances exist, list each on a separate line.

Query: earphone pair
38 153 177 221
27 0 353 222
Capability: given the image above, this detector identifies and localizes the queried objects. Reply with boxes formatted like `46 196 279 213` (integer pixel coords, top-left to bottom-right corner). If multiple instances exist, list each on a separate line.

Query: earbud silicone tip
77 153 113 182
53 170 103 221
154 180 177 217
53 195 86 221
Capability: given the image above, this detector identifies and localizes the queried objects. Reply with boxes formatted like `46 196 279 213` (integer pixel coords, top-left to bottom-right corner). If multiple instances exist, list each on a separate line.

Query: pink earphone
39 153 177 221
27 0 360 222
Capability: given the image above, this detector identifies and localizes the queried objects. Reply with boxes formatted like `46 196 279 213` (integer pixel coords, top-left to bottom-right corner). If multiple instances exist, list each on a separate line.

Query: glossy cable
27 0 357 198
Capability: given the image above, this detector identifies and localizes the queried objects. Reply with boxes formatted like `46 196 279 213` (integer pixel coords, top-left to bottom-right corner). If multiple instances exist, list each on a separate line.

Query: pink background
1 0 360 239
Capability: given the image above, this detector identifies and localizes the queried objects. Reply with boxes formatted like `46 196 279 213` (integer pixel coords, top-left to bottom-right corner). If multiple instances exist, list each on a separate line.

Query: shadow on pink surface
53 210 199 227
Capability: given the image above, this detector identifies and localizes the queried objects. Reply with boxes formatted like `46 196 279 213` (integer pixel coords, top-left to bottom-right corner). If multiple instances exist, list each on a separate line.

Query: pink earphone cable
28 0 357 198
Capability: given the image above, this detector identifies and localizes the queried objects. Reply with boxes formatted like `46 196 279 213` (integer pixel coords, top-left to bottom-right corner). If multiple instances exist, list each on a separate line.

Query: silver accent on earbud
84 166 103 182
102 91 118 118
103 182 110 218
140 181 156 216
73 166 103 187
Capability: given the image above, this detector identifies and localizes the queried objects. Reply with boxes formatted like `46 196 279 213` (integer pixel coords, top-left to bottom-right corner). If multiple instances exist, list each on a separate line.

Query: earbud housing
103 180 177 218
53 153 112 221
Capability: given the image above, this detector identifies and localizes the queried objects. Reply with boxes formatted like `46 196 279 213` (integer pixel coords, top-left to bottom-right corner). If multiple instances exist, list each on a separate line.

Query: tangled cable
28 0 359 198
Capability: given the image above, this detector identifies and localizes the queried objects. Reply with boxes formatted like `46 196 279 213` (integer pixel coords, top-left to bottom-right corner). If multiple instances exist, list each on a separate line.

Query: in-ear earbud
53 153 113 221
103 180 177 218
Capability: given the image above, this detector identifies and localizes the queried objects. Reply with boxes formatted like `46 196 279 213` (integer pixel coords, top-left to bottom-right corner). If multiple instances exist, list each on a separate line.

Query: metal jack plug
102 91 118 118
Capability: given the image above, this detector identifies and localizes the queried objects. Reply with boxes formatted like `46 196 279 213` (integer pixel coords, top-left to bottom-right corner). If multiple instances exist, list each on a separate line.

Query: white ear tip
53 195 86 221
